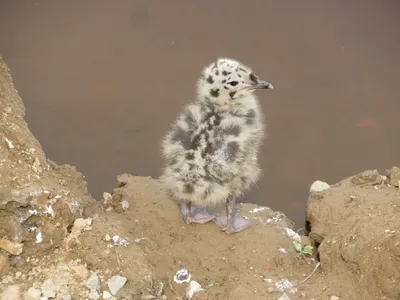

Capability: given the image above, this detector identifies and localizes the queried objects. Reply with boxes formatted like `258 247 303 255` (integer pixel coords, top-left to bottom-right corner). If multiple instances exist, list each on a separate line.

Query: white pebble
310 180 330 192
42 279 57 298
25 287 42 300
107 275 127 295
103 290 112 299
86 274 101 291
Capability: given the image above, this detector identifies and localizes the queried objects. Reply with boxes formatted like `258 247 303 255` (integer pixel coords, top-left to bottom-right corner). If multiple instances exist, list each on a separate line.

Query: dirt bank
1 57 399 300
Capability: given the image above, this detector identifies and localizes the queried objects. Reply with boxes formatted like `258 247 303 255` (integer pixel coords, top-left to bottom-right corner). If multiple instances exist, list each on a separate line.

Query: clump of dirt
1 56 399 300
307 168 400 300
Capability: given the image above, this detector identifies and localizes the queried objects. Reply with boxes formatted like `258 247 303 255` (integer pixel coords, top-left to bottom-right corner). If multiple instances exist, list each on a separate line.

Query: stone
310 180 330 193
89 290 100 300
0 239 23 255
0 285 21 300
42 279 57 298
107 275 127 295
102 291 112 299
86 274 101 291
386 166 400 187
62 295 72 300
0 253 10 277
330 296 340 300
278 293 291 300
25 287 42 300
351 169 382 186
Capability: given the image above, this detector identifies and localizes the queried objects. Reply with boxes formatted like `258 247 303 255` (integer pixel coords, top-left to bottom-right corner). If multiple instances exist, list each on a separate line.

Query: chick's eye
229 81 238 86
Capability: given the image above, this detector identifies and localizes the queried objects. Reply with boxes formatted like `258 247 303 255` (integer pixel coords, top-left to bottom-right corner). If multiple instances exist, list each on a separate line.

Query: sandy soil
1 57 400 300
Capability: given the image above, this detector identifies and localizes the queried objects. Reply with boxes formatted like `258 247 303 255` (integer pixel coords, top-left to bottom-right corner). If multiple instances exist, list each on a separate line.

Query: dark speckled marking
207 76 214 84
224 125 241 136
222 79 226 83
239 67 246 72
229 91 236 99
246 109 256 125
184 110 196 127
185 152 195 160
172 126 192 149
215 70 219 76
184 184 194 193
226 141 239 162
210 88 220 97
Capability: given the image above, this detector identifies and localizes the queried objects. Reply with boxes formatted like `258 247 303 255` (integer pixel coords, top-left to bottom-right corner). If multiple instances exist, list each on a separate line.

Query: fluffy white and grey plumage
161 58 273 234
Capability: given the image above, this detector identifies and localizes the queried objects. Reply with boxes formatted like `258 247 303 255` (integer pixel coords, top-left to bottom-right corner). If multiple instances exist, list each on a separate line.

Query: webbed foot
180 202 216 224
214 211 255 235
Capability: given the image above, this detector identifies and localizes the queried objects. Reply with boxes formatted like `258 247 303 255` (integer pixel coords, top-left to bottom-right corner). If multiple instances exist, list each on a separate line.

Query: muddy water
1 0 399 226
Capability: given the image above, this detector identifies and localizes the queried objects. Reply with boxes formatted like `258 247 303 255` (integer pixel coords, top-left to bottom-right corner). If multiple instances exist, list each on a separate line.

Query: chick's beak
252 80 273 90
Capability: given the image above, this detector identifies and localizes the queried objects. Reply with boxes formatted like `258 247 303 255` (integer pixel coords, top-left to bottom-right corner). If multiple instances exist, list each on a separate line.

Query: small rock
310 180 330 192
89 290 100 300
267 287 275 293
0 285 21 300
351 169 382 186
0 253 10 277
42 279 57 298
104 234 111 242
86 274 101 291
102 290 112 299
62 295 72 300
386 166 400 187
25 287 42 300
0 239 23 255
330 296 340 300
278 293 291 300
103 192 113 205
107 275 127 295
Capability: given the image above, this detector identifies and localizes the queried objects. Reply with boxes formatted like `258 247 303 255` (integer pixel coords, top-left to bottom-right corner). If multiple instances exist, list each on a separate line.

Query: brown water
1 0 399 226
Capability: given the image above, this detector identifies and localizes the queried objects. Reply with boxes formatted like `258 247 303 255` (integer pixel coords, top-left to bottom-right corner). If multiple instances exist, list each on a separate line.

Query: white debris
173 269 191 284
284 228 301 242
36 231 43 244
278 293 291 300
46 204 55 217
102 290 112 299
28 209 39 215
279 248 287 253
185 281 205 300
25 287 42 300
275 279 293 292
42 279 57 298
86 274 101 291
4 137 14 149
134 238 148 244
105 234 111 241
249 207 266 213
62 295 72 300
121 200 130 210
310 180 330 192
111 235 129 246
107 275 127 295
330 296 340 300
55 195 62 199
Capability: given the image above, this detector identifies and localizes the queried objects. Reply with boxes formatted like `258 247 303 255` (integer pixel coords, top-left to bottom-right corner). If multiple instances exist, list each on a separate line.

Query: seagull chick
161 57 273 235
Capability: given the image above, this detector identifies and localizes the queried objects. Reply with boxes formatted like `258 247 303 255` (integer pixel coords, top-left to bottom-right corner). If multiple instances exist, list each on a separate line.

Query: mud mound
307 168 400 299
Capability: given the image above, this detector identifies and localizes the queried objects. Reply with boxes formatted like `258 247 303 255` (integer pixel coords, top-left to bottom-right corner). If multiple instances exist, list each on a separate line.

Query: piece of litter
186 281 205 300
284 228 301 242
121 200 130 210
275 279 293 292
46 204 55 217
173 269 191 284
279 248 287 253
4 137 14 149
250 207 266 213
36 232 43 244
310 180 330 192
111 235 129 246
134 238 148 244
